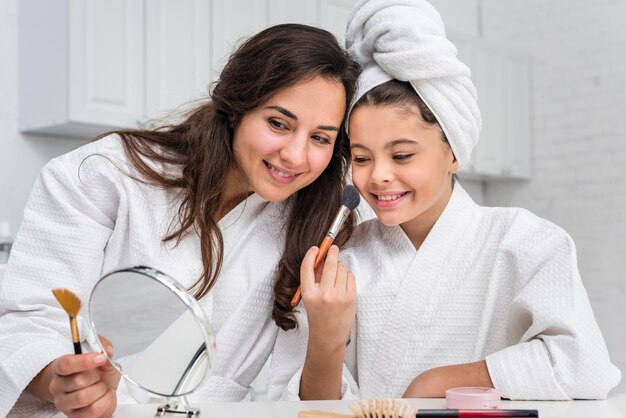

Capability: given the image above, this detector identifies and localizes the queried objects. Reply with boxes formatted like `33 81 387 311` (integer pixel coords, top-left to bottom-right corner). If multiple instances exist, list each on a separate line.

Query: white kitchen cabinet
210 0 268 80
144 0 211 121
19 0 144 137
457 38 532 180
18 0 530 181
318 0 357 46
18 0 354 138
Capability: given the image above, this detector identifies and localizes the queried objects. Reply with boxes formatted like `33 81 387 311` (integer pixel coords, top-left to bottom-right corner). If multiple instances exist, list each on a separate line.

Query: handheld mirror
88 266 215 416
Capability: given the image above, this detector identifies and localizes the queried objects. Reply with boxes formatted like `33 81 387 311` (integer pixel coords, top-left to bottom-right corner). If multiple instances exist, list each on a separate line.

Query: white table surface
110 393 626 418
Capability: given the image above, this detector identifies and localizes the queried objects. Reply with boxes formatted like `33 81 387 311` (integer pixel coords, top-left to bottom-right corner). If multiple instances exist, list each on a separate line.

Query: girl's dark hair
353 79 448 142
97 24 359 330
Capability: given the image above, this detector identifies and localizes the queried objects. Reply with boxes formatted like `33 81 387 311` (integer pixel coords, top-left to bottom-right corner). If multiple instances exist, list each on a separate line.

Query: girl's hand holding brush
299 245 356 400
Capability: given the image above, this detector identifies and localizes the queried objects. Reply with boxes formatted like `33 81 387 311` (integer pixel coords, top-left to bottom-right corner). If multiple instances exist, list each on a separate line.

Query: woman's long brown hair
94 24 359 330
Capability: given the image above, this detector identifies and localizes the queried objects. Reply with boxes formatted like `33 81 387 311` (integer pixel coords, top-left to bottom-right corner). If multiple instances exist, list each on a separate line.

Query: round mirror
88 266 215 399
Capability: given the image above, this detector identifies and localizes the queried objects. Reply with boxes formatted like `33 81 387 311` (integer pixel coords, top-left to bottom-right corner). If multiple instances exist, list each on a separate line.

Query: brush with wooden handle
52 288 83 354
291 185 361 307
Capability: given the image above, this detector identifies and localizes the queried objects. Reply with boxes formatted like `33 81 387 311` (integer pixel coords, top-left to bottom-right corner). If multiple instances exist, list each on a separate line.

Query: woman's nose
278 131 307 168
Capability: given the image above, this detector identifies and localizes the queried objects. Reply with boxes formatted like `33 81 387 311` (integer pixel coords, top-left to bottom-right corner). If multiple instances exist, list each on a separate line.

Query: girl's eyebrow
385 139 419 149
350 143 369 151
350 139 418 151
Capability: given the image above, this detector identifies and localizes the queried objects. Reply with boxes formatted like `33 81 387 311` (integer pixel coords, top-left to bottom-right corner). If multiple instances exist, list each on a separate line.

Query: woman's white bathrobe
269 184 621 401
0 135 286 417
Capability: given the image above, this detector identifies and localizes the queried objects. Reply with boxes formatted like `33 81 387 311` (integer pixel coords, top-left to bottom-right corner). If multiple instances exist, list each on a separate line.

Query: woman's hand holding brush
299 245 356 400
49 335 121 418
27 335 121 418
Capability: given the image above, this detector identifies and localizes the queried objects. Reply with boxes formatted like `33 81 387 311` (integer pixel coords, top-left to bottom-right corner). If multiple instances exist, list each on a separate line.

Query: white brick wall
482 0 626 394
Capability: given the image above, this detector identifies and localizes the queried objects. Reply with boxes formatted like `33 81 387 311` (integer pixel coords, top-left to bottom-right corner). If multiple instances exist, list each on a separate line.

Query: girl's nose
369 161 392 184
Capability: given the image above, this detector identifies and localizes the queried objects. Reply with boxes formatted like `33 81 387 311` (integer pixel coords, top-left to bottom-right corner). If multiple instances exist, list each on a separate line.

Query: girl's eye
269 118 288 130
312 135 331 145
352 156 370 164
393 153 414 161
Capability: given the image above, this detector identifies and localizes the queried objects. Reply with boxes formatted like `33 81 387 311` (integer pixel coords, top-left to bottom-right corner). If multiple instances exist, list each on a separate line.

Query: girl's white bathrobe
269 183 621 401
0 135 286 417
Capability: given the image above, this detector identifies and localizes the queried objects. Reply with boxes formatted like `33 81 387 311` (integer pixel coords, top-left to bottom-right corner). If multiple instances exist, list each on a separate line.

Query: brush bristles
342 185 361 211
349 398 417 418
52 288 82 318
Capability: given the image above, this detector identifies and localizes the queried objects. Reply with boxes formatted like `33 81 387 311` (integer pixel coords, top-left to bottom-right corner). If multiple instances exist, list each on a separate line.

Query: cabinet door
69 0 144 128
210 0 268 80
503 54 531 178
472 44 506 177
473 44 532 179
319 0 357 44
267 0 319 26
145 0 211 120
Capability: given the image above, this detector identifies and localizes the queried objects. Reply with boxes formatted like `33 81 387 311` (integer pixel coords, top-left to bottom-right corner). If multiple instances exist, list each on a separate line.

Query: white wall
0 0 87 236
482 0 626 393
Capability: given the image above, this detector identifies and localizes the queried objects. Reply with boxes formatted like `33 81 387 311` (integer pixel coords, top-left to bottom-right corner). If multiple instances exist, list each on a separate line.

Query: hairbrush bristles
349 398 417 418
342 185 361 211
52 288 82 318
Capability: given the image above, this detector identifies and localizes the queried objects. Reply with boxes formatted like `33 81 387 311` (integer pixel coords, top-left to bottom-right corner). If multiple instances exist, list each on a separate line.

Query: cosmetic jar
445 387 501 409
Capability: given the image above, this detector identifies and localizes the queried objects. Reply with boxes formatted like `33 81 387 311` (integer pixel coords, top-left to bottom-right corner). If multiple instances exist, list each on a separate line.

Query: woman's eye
269 119 288 130
312 135 331 145
393 153 414 161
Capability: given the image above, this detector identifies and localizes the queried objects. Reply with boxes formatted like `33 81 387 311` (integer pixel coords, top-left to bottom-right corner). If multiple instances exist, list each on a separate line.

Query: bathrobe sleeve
267 306 360 401
485 216 621 400
0 140 125 417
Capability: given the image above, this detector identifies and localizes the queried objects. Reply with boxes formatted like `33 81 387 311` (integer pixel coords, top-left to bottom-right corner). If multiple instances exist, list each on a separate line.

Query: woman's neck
217 165 253 221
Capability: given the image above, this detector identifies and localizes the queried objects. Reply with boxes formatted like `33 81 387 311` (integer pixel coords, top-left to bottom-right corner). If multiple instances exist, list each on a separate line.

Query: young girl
269 0 621 401
0 24 359 417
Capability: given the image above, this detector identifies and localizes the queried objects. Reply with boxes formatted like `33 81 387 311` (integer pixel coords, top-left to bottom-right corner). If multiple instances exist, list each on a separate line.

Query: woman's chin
254 187 294 203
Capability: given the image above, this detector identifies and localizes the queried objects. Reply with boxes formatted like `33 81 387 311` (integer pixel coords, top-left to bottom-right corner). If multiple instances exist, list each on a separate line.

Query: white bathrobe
0 135 286 417
269 183 621 401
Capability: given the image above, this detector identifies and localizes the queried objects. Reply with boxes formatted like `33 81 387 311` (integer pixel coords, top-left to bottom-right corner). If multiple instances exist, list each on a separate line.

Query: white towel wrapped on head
346 0 482 168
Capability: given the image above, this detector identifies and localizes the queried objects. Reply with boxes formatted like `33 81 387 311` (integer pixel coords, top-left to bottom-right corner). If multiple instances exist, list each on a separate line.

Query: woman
268 0 620 401
0 24 359 417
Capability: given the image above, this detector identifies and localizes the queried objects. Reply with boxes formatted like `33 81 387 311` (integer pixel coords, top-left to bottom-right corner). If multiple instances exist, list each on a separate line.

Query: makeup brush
52 288 83 354
291 185 361 307
298 399 539 418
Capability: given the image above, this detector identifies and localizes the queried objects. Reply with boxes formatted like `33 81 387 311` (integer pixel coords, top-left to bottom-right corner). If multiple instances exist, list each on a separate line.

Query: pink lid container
445 387 501 409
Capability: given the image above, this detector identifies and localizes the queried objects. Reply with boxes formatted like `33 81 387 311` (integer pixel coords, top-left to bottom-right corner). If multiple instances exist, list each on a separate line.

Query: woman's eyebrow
266 105 339 131
265 105 297 120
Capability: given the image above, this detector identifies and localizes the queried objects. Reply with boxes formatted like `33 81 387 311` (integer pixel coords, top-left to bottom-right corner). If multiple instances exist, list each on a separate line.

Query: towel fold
346 0 482 168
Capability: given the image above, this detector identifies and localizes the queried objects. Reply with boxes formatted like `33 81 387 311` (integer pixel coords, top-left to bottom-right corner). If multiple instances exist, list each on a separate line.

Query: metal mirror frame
88 266 215 416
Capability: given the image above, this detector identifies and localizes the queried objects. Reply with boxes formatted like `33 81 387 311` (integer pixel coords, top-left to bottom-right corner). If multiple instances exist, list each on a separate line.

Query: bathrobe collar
369 183 479 393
